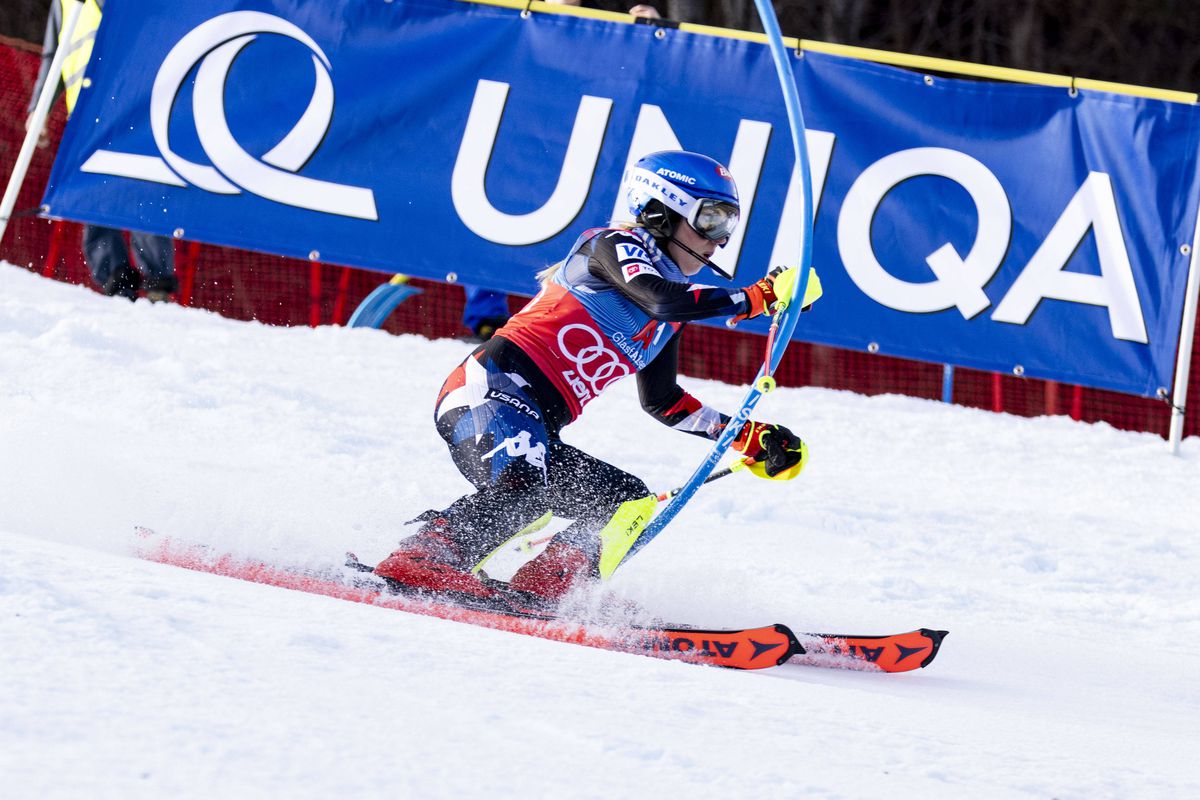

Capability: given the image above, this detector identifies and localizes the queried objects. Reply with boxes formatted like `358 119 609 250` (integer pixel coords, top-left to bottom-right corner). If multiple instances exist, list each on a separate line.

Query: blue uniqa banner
41 0 1200 398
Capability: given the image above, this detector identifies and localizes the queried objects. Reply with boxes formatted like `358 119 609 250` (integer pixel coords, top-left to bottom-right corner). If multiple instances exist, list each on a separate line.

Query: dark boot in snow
103 264 142 301
144 274 178 303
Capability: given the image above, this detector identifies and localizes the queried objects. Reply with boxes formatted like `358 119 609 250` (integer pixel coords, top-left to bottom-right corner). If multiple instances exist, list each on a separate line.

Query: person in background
29 0 177 302
547 0 663 20
461 286 511 341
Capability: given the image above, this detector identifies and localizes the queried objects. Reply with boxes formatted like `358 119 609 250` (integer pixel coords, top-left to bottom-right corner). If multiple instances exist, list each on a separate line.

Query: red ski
134 531 946 673
790 628 947 672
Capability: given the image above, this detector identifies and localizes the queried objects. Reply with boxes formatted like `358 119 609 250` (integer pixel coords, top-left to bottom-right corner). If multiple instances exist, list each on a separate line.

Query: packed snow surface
1 263 1198 798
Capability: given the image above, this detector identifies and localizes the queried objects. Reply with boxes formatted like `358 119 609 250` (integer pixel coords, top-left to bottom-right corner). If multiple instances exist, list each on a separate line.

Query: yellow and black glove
732 420 809 480
735 266 824 322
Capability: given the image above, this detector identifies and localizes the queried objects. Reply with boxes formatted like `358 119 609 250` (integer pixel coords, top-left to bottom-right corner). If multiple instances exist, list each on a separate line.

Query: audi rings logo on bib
78 12 377 220
556 324 631 404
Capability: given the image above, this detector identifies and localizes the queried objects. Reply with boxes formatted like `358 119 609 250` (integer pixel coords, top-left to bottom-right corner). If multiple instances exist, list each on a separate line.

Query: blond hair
536 261 563 285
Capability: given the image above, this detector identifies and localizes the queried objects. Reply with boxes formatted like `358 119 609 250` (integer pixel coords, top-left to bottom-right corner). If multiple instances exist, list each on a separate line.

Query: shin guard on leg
595 495 658 580
509 494 657 599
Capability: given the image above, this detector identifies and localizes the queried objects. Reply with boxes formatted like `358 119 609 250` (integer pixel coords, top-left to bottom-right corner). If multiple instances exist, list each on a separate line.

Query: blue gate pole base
347 275 423 329
942 364 955 403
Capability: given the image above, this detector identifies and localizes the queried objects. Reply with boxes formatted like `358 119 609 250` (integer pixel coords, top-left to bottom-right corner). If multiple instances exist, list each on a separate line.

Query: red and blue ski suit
429 226 753 566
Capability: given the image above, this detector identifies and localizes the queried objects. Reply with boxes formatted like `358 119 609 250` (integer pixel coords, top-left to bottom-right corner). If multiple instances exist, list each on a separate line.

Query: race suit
430 226 753 564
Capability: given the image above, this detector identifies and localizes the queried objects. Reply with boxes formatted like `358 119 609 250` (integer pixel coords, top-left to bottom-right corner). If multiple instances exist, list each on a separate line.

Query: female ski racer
376 150 817 602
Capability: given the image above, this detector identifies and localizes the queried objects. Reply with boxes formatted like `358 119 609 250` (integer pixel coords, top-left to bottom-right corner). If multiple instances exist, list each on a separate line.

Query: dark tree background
666 0 1200 92
3 1 1197 92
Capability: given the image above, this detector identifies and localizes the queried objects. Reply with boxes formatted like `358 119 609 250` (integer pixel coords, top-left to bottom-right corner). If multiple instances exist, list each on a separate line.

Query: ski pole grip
769 266 799 313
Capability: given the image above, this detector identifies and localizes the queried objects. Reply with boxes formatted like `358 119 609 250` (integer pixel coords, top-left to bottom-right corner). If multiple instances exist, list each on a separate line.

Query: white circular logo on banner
81 11 376 220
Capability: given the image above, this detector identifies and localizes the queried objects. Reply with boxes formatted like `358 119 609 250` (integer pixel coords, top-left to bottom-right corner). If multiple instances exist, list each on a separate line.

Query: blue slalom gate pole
620 2 816 567
347 275 422 329
942 364 955 403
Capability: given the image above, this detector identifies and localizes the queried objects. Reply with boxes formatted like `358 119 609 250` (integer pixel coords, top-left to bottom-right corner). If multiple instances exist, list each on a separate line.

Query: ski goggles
688 198 740 243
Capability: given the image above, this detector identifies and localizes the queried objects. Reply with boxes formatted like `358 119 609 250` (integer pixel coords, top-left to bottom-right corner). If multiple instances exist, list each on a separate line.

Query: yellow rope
457 0 1196 104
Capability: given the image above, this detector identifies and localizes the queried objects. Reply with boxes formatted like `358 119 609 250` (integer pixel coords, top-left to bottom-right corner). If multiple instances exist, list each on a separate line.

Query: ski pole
656 457 754 501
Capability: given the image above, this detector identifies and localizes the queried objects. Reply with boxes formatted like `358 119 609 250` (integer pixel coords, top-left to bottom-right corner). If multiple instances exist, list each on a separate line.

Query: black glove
733 421 809 480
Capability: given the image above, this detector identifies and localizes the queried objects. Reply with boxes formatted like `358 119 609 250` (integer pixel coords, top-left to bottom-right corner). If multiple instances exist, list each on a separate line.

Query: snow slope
1 262 1198 798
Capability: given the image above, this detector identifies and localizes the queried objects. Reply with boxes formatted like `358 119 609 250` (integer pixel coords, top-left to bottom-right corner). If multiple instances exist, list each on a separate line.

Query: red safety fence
1 36 1196 438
